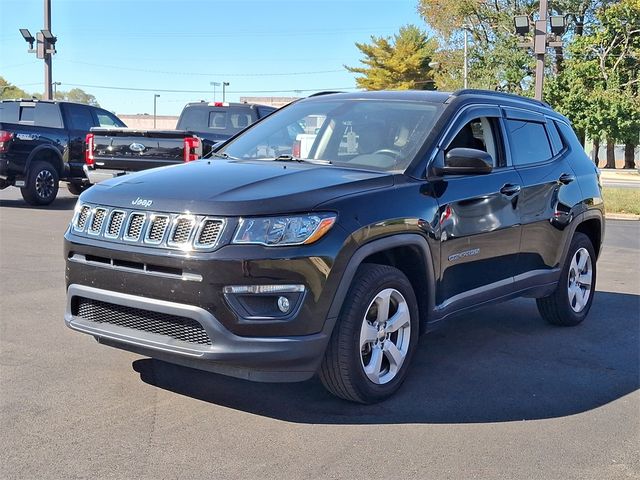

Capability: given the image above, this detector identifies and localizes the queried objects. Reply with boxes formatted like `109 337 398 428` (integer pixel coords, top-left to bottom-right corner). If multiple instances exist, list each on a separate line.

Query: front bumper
65 284 330 382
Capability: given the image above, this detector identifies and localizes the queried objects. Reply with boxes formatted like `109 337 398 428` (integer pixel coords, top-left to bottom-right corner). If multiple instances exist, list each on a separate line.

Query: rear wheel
20 161 59 206
67 181 89 196
320 264 419 403
537 232 596 326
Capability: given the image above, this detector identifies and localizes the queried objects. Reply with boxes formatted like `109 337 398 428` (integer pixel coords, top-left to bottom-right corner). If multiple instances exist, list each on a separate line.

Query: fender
557 208 605 266
325 233 437 333
25 145 64 176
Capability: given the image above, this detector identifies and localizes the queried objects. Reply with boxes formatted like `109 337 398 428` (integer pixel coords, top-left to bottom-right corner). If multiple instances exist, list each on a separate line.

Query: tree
346 25 438 90
62 88 99 106
546 0 640 168
0 77 29 100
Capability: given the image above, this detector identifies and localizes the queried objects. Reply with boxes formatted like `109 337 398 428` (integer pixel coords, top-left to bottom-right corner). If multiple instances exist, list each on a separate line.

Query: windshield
220 98 441 173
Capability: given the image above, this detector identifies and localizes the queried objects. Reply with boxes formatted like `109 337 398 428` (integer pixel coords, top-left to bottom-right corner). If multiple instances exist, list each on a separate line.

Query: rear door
432 105 522 313
503 107 583 283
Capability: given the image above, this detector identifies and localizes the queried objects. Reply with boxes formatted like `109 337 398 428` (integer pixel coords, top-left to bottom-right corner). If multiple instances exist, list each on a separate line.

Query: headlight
232 213 336 246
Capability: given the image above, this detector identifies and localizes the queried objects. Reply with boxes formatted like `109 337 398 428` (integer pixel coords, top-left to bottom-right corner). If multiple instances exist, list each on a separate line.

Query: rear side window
505 119 552 165
257 106 276 118
19 106 35 123
35 103 63 128
65 104 95 131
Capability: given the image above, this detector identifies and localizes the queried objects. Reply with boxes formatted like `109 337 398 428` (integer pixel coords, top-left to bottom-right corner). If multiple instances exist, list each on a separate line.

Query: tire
536 232 596 326
67 181 89 196
320 264 419 403
20 161 59 206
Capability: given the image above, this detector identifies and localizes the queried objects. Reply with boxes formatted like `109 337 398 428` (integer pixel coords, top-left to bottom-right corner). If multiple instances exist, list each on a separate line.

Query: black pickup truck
84 101 277 184
0 99 126 205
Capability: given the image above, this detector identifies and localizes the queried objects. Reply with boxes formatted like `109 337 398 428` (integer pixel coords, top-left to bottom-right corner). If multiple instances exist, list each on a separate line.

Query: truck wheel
319 264 419 403
537 232 596 326
20 161 59 206
67 181 89 196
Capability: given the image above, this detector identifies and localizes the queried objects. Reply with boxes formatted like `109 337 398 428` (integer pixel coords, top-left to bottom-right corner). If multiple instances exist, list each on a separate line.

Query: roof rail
308 91 344 98
452 89 550 108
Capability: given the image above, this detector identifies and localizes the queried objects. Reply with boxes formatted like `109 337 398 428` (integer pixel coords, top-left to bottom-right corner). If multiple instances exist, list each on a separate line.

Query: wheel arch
327 234 436 334
26 146 64 176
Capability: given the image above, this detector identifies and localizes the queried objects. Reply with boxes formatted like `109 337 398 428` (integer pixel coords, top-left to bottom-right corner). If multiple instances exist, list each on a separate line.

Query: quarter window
506 119 553 165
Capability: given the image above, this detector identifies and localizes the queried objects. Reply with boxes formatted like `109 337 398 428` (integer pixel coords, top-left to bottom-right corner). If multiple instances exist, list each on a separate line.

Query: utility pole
52 81 61 98
43 0 52 100
153 94 160 128
462 24 471 89
533 0 548 101
222 82 229 102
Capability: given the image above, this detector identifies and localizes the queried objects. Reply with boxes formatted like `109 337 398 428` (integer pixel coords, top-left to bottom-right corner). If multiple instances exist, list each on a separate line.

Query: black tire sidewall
555 233 597 324
66 181 87 196
340 265 420 402
22 161 59 205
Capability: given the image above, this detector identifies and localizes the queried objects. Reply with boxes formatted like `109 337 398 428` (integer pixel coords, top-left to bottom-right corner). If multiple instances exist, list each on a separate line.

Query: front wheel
537 232 596 326
319 264 419 403
20 161 59 206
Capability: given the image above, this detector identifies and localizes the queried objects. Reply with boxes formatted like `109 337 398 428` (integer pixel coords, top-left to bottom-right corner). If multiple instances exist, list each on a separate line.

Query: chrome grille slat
105 210 125 238
71 204 225 251
145 215 169 244
74 205 91 231
124 213 146 241
88 208 108 235
194 219 223 248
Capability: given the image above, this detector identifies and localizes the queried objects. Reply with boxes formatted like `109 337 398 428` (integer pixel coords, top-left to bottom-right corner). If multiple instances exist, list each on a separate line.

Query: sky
0 0 427 116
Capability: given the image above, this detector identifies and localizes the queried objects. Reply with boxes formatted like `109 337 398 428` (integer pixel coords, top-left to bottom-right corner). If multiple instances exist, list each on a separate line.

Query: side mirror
432 148 493 176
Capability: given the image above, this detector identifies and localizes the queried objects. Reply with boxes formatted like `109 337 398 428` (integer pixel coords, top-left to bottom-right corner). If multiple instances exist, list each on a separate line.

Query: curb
605 213 640 221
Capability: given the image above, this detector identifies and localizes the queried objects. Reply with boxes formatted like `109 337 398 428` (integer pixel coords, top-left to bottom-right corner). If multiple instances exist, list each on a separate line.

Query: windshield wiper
273 154 332 165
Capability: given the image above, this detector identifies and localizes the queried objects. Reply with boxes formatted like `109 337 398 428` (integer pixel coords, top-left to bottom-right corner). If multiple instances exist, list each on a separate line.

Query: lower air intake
73 297 212 345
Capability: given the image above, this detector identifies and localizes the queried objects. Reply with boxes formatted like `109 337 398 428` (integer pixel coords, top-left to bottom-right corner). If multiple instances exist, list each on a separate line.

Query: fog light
277 296 290 313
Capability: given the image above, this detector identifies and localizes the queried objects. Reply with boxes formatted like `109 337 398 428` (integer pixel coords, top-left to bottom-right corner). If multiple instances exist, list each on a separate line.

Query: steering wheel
372 149 401 157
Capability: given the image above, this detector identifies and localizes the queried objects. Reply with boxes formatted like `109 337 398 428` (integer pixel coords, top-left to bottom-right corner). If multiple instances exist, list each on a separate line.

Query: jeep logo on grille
129 142 146 152
131 197 153 208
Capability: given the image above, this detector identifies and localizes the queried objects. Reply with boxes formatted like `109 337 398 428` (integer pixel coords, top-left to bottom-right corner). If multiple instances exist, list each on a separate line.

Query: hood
81 159 393 216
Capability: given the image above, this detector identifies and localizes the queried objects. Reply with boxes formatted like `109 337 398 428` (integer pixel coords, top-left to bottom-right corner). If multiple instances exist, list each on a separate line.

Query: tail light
183 136 201 162
85 133 95 166
0 130 13 153
292 140 301 158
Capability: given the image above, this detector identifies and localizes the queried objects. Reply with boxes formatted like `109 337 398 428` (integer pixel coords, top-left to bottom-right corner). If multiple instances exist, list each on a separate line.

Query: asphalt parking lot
1 187 638 480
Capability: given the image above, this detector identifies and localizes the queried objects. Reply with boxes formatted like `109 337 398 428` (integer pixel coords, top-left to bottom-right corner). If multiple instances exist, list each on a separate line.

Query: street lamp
52 81 61 97
210 81 221 101
19 29 35 50
513 15 530 35
153 94 160 128
461 23 473 89
549 15 566 35
222 82 230 102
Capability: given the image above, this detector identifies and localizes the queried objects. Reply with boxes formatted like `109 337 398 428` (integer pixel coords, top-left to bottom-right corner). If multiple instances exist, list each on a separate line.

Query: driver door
432 105 522 313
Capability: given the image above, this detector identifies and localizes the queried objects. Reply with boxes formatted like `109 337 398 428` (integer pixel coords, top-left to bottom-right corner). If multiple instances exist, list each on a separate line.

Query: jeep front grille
170 217 195 245
195 219 223 248
125 213 146 241
69 203 225 251
88 208 107 235
73 297 212 345
146 215 169 244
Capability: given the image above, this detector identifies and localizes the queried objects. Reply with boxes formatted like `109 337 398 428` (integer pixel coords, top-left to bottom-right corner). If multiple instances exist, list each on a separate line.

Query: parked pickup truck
0 99 126 205
84 101 277 184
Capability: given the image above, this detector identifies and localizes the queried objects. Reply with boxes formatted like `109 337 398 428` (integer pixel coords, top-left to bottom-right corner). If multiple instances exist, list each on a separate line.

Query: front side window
506 119 553 165
221 99 441 173
445 117 498 167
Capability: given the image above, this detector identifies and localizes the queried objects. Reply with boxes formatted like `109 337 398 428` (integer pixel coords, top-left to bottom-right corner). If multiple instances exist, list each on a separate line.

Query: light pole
222 82 230 102
19 0 57 100
52 81 61 98
210 81 220 101
514 3 565 101
153 94 160 128
462 23 472 89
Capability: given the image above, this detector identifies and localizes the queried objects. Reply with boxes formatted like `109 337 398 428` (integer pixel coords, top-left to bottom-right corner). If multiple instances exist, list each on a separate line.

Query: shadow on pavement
133 291 639 424
0 196 77 211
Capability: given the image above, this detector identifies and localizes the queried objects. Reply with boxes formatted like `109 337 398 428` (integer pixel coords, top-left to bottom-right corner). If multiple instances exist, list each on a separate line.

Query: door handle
558 173 576 185
500 183 521 196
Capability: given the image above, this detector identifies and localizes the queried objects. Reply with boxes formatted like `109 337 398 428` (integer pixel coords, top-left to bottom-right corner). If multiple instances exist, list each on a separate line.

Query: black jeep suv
64 90 604 403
